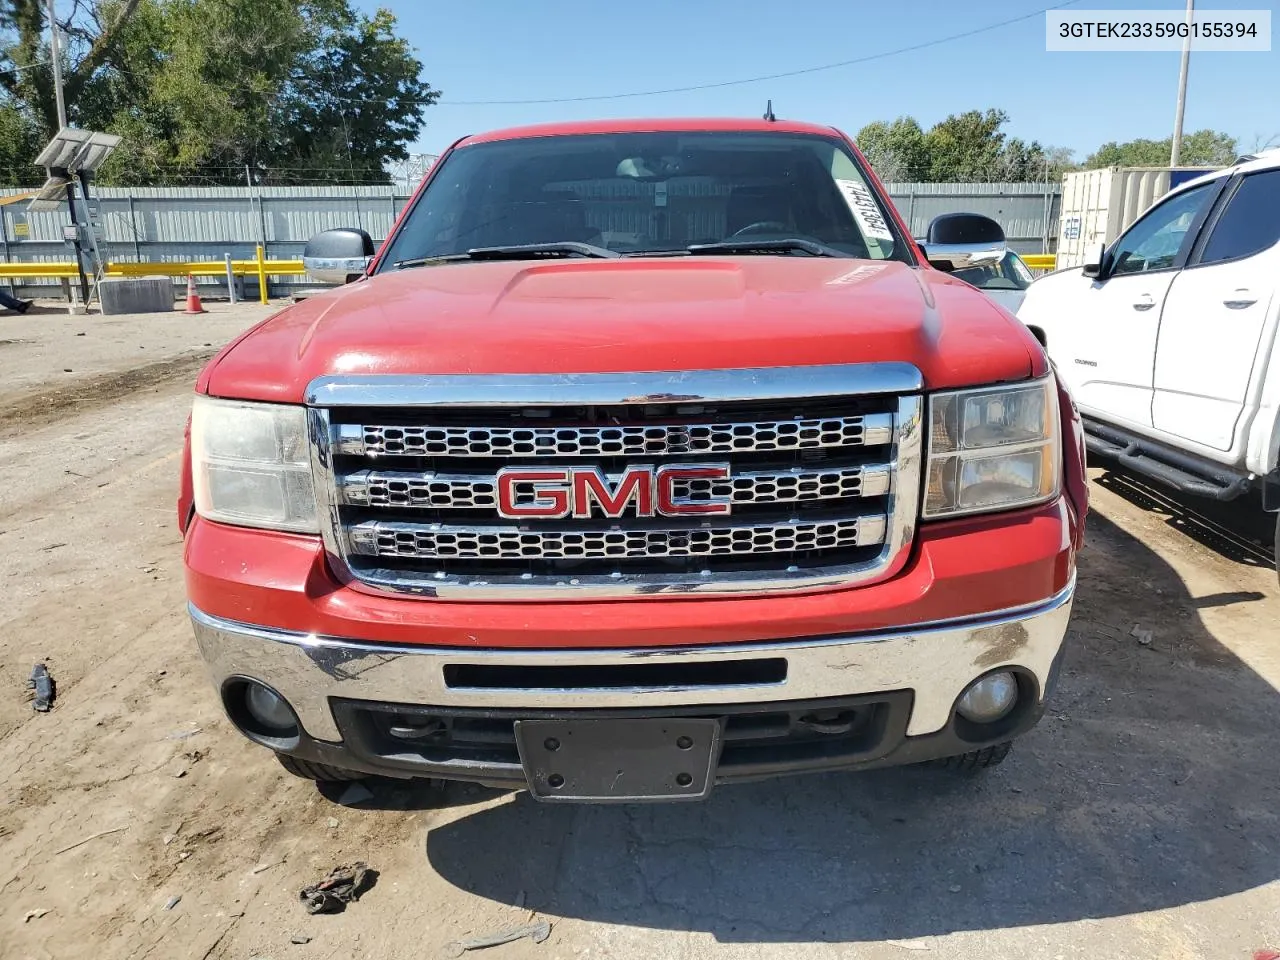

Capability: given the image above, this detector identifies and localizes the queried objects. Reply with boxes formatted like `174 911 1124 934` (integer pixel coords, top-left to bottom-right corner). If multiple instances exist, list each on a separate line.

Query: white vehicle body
1018 151 1280 519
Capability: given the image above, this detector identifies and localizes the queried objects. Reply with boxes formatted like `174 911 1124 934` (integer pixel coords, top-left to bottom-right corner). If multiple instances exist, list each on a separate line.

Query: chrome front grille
341 413 894 459
339 464 891 511
307 365 924 600
348 516 885 561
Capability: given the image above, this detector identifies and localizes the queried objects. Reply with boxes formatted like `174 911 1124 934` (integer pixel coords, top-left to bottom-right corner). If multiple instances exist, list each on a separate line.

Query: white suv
1018 151 1280 564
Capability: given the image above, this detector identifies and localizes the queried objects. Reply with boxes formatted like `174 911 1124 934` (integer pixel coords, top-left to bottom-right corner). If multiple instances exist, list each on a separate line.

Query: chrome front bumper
189 579 1074 745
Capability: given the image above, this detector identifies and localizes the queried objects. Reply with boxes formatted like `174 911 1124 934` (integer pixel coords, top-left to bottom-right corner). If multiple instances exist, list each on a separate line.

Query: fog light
244 683 296 732
956 671 1018 723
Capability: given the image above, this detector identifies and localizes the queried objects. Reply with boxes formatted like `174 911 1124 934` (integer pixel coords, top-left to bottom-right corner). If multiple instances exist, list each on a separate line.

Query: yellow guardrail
104 260 305 277
0 261 85 278
1021 254 1056 270
4 251 1064 301
0 246 307 304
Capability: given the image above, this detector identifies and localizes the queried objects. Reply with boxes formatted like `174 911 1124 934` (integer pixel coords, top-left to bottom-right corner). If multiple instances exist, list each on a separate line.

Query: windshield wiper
685 238 850 258
394 242 620 269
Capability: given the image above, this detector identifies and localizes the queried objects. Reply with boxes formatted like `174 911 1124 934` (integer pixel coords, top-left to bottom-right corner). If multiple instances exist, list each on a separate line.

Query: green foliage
1084 130 1238 168
854 116 929 183
925 109 1009 181
0 0 436 185
0 100 41 182
856 109 1076 183
859 111 1239 182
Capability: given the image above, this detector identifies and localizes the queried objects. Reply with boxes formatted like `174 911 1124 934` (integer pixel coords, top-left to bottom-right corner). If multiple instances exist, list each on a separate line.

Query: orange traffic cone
184 274 206 314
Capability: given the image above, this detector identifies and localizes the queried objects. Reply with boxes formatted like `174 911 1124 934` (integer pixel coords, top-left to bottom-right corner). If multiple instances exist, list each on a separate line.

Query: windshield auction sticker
835 180 895 242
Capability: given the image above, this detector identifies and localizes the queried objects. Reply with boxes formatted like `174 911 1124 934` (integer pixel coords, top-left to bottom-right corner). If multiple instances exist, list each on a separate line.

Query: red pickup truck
180 118 1086 803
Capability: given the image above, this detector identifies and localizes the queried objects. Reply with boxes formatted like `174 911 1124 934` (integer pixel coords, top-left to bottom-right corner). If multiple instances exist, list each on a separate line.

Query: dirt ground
2 302 1279 960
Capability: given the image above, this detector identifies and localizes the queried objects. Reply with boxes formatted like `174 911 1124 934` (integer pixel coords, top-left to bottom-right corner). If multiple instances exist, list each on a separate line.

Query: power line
0 59 51 75
6 0 1085 122
438 0 1085 106
67 1 1081 109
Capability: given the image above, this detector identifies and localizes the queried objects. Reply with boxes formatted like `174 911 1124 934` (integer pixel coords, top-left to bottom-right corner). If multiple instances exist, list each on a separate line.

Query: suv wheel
932 741 1012 771
276 753 366 782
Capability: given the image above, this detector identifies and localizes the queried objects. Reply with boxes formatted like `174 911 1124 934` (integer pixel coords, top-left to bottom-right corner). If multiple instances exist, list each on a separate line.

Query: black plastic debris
28 663 54 712
299 862 371 914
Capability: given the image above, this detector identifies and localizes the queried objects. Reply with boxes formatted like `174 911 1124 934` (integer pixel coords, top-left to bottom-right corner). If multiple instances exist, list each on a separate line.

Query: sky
352 0 1280 162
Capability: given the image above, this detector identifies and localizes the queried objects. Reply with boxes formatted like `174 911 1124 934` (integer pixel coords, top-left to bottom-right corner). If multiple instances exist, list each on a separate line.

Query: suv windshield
951 251 1033 291
379 131 904 266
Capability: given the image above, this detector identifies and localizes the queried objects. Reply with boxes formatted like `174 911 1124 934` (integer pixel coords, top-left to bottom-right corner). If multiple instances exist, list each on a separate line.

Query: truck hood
203 257 1043 402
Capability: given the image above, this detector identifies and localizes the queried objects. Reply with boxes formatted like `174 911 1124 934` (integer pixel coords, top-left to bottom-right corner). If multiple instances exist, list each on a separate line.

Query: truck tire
276 753 366 782
932 741 1012 772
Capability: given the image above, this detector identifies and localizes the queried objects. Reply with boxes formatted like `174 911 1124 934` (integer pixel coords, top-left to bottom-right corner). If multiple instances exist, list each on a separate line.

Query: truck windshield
379 131 904 266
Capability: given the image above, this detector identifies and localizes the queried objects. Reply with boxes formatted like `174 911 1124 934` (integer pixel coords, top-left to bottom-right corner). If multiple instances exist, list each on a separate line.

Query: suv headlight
190 397 318 533
924 376 1061 518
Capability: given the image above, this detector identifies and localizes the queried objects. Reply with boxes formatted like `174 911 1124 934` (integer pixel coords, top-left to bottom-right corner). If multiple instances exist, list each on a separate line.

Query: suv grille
308 366 923 600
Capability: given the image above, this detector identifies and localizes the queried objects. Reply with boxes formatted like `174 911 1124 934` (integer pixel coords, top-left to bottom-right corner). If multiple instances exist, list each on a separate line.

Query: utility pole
1170 0 1194 166
48 0 90 305
48 0 67 129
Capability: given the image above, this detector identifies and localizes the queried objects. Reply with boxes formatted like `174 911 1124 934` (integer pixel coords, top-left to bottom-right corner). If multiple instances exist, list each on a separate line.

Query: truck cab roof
456 117 845 147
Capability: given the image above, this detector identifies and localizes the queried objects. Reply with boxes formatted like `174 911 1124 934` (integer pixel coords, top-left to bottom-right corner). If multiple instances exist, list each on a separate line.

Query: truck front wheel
276 753 367 782
932 741 1012 772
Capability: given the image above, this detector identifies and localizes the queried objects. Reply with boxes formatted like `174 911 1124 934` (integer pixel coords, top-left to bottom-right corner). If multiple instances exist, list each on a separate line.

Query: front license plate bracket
514 717 723 803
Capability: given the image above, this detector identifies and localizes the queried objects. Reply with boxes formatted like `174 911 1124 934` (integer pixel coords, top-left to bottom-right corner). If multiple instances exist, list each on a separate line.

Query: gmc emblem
496 464 732 519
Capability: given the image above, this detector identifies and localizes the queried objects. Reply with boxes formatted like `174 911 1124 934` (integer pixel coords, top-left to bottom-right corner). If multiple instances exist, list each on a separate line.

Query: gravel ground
1 309 1278 960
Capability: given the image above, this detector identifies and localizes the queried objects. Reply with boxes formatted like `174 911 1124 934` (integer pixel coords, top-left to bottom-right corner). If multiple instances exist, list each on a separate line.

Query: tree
924 108 1008 181
855 116 928 182
0 0 437 185
0 100 41 182
0 0 143 135
1044 145 1078 179
1084 130 1238 168
1245 131 1280 155
856 109 1073 183
271 6 434 182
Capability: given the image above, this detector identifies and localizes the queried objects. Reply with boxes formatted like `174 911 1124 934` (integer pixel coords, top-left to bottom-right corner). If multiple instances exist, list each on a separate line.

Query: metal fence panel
1 181 1063 294
884 182 1062 255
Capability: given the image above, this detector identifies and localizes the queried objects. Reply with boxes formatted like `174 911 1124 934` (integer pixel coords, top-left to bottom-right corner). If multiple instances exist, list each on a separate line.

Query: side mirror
1081 243 1106 279
917 244 954 271
920 213 1006 272
303 228 375 285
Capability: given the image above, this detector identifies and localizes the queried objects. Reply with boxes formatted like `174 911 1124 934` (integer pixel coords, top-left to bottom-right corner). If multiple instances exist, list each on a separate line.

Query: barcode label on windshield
836 180 895 242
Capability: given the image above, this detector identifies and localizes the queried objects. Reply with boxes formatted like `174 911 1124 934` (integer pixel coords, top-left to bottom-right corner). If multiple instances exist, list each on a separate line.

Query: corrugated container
1056 166 1217 269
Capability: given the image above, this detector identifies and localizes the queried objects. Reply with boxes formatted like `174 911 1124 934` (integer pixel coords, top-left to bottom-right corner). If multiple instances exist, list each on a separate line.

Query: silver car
916 213 1034 314
949 250 1035 314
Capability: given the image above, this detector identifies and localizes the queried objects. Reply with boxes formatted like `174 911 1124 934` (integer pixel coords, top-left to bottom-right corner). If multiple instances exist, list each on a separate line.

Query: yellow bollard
256 244 269 304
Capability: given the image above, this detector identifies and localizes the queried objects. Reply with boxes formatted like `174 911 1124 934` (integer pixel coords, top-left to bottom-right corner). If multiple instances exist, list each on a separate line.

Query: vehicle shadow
316 777 505 812
421 510 1280 943
1094 466 1276 573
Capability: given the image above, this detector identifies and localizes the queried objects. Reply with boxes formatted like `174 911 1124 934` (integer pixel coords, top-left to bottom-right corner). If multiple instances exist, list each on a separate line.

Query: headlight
924 377 1060 518
190 396 318 533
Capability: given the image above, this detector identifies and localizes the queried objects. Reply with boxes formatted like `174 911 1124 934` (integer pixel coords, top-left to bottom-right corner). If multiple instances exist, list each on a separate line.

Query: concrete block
99 276 175 315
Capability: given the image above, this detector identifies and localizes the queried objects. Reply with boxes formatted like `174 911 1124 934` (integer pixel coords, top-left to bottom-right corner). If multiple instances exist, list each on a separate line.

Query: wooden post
256 243 268 304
